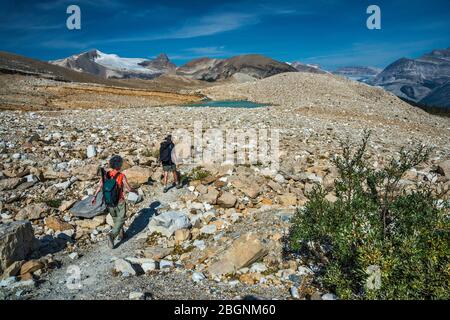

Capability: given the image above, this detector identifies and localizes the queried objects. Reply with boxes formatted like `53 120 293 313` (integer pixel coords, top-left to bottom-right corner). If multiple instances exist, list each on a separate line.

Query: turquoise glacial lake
185 100 270 109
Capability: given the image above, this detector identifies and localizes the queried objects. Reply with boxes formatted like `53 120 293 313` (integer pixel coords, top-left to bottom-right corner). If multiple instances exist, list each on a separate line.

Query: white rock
129 292 145 300
114 258 136 276
322 293 338 300
141 261 157 272
159 260 173 270
290 286 300 299
127 191 142 204
200 224 217 235
193 240 206 250
86 145 97 158
274 174 286 184
69 252 79 260
192 272 206 282
148 210 191 237
250 263 267 273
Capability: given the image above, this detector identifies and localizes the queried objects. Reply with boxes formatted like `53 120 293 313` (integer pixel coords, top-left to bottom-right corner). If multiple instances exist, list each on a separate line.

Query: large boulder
0 221 37 275
436 160 450 177
230 178 260 199
45 216 74 231
0 178 24 191
208 233 267 276
69 192 106 218
15 203 50 221
217 192 237 208
70 164 99 181
148 211 191 237
123 166 152 188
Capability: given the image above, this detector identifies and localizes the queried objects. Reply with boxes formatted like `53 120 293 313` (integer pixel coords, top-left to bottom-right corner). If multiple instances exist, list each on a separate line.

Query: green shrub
187 167 211 181
142 148 159 158
289 131 449 299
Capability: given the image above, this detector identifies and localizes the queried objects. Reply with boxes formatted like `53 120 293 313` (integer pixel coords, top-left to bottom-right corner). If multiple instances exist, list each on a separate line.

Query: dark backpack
101 169 121 207
159 141 174 163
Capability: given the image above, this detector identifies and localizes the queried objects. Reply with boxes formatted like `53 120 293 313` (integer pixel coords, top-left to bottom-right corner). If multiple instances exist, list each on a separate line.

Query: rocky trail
8 183 293 300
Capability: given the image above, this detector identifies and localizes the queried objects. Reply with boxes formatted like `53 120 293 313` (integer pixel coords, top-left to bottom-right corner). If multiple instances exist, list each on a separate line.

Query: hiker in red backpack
92 155 136 249
159 135 182 193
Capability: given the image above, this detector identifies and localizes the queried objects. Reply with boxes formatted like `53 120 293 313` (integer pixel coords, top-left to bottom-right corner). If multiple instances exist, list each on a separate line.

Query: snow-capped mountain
50 50 175 79
289 61 328 74
333 66 382 83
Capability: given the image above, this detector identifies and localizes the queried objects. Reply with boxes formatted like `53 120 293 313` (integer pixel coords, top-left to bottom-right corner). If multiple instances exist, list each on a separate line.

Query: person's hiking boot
107 234 115 249
176 182 182 189
163 186 169 193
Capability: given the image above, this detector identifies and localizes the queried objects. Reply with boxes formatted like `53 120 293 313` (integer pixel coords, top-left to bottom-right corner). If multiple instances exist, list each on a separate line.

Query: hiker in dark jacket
92 155 136 249
159 135 181 193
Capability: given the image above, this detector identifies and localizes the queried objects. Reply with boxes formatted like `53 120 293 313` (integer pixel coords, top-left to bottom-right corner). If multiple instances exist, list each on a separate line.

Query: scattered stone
129 292 145 300
0 221 37 275
192 272 206 282
123 166 152 188
278 194 297 206
436 160 450 176
200 224 217 235
45 216 73 231
174 229 191 244
63 250 78 260
86 145 97 158
59 200 76 212
143 247 173 261
290 286 300 299
148 210 191 237
217 192 237 208
15 203 50 221
208 233 267 276
322 293 338 300
114 258 136 276
0 178 24 191
127 191 143 204
159 260 174 270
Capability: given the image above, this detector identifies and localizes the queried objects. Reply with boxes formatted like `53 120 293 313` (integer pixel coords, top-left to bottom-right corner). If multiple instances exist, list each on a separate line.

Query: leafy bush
289 131 449 299
187 167 211 181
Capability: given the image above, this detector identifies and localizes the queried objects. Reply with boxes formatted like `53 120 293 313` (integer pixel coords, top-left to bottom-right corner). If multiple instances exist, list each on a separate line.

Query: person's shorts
163 164 176 172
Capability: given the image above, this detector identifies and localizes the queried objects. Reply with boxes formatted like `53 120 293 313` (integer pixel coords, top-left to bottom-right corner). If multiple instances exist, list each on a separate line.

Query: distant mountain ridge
369 47 450 108
333 66 381 83
51 50 298 82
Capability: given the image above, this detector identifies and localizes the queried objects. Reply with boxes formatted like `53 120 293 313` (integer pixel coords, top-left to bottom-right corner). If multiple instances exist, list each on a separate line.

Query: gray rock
200 224 217 235
159 260 173 269
192 272 206 282
290 286 300 299
127 191 142 204
322 293 338 300
148 210 191 237
129 292 145 300
69 192 106 218
0 221 37 275
114 258 136 276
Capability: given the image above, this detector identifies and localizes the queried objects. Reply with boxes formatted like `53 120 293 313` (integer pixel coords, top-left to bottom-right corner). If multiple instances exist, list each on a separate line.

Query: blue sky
0 0 449 70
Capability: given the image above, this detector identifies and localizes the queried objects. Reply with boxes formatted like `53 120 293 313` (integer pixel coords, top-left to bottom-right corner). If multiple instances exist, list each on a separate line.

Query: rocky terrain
369 47 450 108
0 70 449 300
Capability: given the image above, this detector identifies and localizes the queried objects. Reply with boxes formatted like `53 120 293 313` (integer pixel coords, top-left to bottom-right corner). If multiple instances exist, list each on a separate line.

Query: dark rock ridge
177 54 297 81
